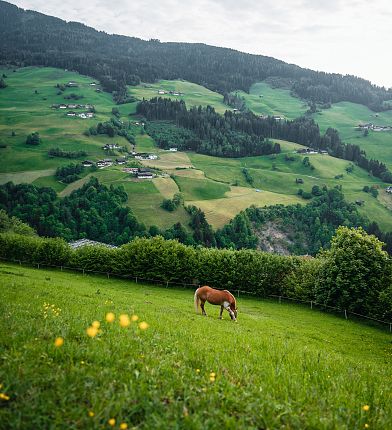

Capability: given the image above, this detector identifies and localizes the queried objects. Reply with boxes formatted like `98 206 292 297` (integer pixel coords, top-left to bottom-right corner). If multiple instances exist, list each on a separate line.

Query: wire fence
1 256 391 333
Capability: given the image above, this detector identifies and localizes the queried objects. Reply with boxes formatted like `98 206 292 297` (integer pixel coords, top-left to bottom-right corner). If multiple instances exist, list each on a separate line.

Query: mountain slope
0 0 391 110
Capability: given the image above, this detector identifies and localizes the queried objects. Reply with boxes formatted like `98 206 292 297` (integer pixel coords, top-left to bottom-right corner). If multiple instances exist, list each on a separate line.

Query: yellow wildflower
54 337 64 347
209 372 216 382
88 411 94 417
86 326 98 338
119 314 131 327
0 393 10 401
138 321 149 330
131 315 139 322
108 418 116 426
106 312 115 323
120 423 128 429
92 320 100 329
196 369 200 374
362 405 370 412
364 425 369 429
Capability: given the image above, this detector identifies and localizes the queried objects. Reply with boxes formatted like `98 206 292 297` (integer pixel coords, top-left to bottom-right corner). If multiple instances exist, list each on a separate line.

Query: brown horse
194 286 238 321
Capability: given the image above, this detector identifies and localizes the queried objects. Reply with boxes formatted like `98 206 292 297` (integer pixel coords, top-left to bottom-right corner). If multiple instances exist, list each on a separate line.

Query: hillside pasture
236 82 308 120
128 80 230 114
192 187 303 228
0 263 390 429
0 67 133 172
312 101 392 167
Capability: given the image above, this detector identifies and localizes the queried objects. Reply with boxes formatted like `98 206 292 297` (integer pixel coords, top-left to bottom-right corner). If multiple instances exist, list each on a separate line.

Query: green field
235 82 308 120
312 102 392 167
128 80 230 114
0 263 391 429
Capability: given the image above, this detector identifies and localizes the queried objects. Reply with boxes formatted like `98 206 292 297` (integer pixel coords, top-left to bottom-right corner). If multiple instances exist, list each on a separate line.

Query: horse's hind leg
200 300 207 316
219 305 224 319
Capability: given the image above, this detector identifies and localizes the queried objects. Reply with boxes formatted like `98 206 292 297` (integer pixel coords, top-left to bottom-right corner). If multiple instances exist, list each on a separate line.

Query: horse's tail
194 289 200 313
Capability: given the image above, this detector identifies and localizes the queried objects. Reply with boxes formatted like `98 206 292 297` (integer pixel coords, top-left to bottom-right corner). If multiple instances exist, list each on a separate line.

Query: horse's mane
223 290 236 303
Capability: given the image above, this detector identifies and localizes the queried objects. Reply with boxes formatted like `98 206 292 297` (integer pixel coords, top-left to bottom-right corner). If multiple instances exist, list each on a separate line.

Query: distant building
169 148 178 152
386 186 392 194
82 160 94 167
69 239 117 249
137 168 153 179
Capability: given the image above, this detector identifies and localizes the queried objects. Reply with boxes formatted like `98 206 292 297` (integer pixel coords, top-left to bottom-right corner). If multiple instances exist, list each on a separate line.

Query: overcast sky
9 0 392 88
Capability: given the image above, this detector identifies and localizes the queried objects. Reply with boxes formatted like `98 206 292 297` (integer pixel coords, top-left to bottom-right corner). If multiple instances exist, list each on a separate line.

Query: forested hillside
0 1 391 109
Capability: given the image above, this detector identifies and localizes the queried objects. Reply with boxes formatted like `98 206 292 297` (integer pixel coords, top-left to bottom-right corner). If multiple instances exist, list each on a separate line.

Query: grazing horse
194 286 238 321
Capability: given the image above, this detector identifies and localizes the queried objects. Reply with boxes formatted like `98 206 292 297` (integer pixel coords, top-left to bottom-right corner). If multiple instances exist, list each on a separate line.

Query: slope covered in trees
0 1 391 109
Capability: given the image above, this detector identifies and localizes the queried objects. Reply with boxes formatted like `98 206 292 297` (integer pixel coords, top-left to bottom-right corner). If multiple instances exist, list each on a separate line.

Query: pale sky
8 0 392 88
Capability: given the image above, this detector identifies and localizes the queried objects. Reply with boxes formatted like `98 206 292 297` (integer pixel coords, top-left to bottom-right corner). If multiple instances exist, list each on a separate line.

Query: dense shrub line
1 229 391 321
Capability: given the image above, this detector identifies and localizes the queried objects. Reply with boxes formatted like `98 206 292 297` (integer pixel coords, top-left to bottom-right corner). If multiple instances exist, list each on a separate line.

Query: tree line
1 1 391 110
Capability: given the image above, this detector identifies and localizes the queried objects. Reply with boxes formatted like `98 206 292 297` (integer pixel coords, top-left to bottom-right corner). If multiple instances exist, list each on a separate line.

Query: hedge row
0 233 306 297
1 232 390 322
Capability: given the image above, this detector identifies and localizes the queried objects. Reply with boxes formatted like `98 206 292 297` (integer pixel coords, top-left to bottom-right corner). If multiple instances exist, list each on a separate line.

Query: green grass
174 176 231 201
0 263 391 429
128 80 230 114
236 82 308 120
312 102 392 167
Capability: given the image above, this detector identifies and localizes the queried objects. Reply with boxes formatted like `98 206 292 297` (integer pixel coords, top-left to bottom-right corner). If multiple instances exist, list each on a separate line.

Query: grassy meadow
127 80 230 114
312 102 392 167
0 262 391 429
235 82 308 120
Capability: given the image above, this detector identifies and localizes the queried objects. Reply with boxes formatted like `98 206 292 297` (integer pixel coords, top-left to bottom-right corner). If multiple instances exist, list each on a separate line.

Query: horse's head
230 302 238 320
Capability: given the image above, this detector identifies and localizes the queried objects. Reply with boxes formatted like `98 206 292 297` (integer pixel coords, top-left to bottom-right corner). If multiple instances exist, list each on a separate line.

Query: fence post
310 300 313 309
237 290 240 298
344 309 348 320
19 260 21 266
37 263 40 269
166 280 169 288
390 323 391 333
107 273 109 279
279 296 282 304
135 276 138 283
60 266 63 271
83 268 85 275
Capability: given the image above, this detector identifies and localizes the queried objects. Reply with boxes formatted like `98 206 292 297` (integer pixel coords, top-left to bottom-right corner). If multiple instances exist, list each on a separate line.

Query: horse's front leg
200 300 207 316
219 305 224 319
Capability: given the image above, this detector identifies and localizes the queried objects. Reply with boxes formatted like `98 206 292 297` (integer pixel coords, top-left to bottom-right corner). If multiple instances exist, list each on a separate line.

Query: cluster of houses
157 89 184 96
296 148 328 155
94 158 129 168
51 103 95 119
357 123 392 132
67 112 94 119
123 167 154 179
51 103 94 110
134 153 158 160
259 114 285 121
102 143 120 151
386 186 392 194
